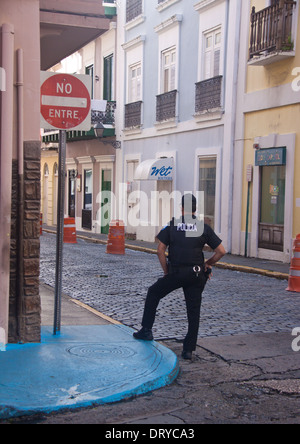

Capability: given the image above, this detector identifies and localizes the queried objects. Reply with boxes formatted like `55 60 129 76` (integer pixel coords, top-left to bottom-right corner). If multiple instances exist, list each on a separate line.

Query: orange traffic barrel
40 213 43 235
286 234 300 293
63 217 77 244
106 220 125 255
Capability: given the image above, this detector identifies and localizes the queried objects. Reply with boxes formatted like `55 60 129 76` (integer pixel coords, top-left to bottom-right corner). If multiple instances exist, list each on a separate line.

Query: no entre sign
40 72 91 131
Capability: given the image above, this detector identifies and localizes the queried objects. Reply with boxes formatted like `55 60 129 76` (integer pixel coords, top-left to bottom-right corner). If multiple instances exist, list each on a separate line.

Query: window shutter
170 65 176 91
213 49 220 77
204 50 212 80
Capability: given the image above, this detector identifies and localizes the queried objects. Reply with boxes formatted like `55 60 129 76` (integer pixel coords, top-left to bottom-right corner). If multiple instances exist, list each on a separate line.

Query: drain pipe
0 23 14 350
16 48 24 341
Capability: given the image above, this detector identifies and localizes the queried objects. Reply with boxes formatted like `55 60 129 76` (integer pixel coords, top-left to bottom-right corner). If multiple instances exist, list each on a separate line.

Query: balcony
249 0 296 66
126 0 143 22
92 101 116 126
125 101 143 129
195 76 223 115
156 90 177 124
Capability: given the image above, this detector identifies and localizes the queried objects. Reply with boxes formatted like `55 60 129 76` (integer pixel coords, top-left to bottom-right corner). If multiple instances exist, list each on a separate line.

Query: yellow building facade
235 0 300 263
41 149 59 227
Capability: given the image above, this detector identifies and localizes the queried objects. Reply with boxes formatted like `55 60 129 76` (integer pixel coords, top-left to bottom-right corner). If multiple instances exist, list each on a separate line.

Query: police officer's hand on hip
133 193 226 360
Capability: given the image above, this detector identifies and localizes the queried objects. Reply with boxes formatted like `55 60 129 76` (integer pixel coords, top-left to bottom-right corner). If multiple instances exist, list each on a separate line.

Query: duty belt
169 263 211 279
169 263 202 273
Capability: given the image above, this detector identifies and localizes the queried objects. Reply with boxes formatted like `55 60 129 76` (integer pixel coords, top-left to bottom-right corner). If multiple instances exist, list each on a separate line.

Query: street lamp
93 123 121 149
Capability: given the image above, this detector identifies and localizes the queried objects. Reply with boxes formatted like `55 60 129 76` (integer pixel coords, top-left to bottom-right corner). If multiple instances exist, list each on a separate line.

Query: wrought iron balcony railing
195 76 222 113
126 0 142 23
156 90 177 123
249 0 296 60
125 101 143 128
91 101 116 126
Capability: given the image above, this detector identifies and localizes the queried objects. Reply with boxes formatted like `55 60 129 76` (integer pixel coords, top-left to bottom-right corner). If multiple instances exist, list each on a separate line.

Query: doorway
199 157 216 229
258 165 285 251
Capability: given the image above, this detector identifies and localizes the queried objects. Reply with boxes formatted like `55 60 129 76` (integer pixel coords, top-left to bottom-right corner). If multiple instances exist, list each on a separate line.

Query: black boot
181 350 193 360
133 327 154 341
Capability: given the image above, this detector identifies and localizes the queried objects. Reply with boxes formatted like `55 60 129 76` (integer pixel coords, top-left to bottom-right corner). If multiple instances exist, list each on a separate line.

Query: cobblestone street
40 233 298 341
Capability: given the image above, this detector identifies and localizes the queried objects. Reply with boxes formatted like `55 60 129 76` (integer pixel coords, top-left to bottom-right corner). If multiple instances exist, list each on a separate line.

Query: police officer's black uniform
133 202 222 358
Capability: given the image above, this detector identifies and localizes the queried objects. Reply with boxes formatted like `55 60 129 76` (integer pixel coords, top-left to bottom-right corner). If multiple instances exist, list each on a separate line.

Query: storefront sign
135 158 174 181
255 147 286 166
151 165 173 180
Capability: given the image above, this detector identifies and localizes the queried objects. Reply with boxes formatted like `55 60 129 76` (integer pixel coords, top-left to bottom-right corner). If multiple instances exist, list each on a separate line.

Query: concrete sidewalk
0 285 179 420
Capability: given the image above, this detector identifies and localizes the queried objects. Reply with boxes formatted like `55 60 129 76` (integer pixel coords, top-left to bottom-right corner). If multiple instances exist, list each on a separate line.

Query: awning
134 158 174 181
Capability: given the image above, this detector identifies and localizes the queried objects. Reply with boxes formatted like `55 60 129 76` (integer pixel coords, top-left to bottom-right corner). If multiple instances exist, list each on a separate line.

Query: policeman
133 193 226 360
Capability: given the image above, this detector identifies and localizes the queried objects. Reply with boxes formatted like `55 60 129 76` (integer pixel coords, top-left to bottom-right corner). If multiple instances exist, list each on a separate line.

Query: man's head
181 193 197 214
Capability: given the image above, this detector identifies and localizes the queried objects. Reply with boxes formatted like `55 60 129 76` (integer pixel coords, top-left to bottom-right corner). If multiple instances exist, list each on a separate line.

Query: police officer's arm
204 244 226 271
157 241 168 275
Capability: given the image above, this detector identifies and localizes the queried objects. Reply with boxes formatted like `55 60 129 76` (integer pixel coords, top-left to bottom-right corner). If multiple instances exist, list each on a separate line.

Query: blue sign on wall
255 147 286 166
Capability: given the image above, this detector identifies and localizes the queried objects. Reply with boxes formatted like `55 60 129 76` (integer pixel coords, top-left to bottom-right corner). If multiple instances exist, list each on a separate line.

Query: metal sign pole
244 165 253 258
54 130 67 335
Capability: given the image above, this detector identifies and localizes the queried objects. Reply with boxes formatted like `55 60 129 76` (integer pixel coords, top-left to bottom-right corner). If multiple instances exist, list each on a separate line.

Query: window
103 54 114 101
129 63 142 103
162 47 176 93
203 28 221 80
199 158 216 229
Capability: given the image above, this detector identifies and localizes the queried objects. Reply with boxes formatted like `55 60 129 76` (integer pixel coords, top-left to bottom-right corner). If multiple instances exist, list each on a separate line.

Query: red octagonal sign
41 73 91 131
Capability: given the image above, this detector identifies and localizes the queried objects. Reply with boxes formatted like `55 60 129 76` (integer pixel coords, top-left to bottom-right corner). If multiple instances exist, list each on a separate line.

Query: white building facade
115 0 242 249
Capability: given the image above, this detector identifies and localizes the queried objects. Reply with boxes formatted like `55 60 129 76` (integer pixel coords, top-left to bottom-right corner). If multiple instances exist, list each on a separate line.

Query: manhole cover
67 344 136 359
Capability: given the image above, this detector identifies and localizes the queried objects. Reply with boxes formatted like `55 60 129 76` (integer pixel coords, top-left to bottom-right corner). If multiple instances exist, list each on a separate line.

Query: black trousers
142 267 207 352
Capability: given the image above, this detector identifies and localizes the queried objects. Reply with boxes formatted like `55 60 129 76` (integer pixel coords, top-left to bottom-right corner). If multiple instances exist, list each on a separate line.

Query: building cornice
194 0 224 13
154 14 183 34
122 35 146 51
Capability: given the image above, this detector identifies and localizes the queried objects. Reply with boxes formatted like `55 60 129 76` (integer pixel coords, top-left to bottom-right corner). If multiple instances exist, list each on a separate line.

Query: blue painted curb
0 325 179 419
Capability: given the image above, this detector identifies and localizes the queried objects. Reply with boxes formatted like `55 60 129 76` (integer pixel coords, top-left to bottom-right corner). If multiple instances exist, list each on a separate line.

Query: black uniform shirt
157 217 222 267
